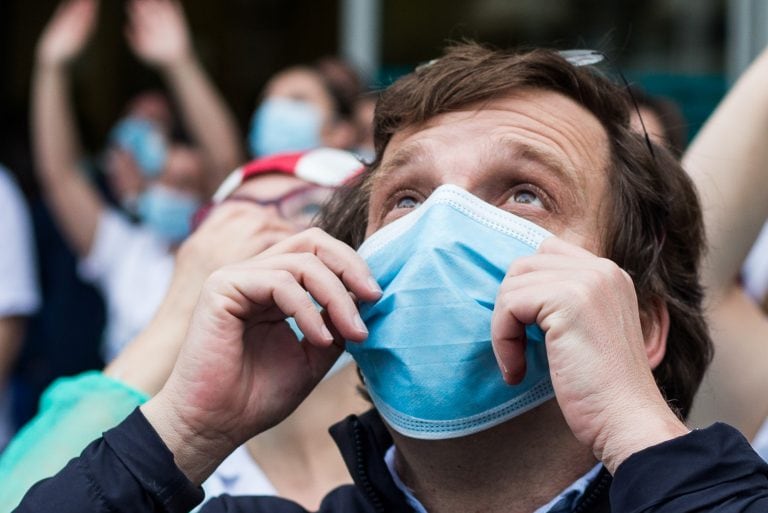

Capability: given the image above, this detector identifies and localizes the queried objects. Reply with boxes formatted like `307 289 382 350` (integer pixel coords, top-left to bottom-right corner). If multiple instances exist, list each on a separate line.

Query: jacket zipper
571 470 612 513
351 417 388 513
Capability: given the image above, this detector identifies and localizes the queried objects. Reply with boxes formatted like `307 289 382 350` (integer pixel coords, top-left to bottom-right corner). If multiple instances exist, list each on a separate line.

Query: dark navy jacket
14 408 768 512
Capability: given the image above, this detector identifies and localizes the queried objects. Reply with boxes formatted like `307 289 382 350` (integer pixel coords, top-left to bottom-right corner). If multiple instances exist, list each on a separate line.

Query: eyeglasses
558 49 657 161
191 184 335 231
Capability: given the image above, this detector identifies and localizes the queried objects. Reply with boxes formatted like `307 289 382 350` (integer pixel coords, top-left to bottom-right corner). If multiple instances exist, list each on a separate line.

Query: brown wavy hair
318 42 711 419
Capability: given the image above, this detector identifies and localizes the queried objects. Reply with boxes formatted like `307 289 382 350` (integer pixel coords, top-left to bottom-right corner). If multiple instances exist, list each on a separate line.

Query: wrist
160 51 198 76
595 396 690 474
141 391 235 485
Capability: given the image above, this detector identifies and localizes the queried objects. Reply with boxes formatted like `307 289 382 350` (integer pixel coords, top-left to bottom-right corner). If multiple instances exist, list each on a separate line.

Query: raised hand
37 0 99 67
141 228 382 484
491 236 689 474
125 0 193 68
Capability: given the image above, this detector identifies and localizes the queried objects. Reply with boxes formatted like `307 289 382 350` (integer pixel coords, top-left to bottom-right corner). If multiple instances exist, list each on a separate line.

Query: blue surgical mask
348 184 555 440
137 184 200 243
110 117 168 178
248 98 323 157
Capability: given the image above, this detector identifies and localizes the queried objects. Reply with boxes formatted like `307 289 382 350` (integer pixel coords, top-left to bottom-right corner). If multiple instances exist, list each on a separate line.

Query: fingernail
354 314 369 335
367 277 382 295
320 325 334 342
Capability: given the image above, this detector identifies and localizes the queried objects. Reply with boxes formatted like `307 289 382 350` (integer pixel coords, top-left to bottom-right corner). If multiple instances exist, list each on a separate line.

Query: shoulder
201 485 377 513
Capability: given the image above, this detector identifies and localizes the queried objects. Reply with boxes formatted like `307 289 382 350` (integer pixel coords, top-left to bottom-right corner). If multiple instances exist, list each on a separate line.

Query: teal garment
0 371 148 510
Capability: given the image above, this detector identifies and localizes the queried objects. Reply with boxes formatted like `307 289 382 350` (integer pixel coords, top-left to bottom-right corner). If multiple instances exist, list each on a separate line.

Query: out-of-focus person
672 47 768 460
0 149 368 511
248 65 357 158
628 85 688 155
0 166 41 448
352 91 377 162
32 0 241 360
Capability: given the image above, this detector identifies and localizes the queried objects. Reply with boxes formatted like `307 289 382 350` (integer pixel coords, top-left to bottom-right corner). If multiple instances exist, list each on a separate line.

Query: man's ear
322 120 357 150
643 298 670 370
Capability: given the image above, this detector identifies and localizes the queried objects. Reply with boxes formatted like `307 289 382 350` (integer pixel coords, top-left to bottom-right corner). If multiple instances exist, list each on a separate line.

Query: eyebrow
372 143 430 186
374 136 584 192
494 137 581 190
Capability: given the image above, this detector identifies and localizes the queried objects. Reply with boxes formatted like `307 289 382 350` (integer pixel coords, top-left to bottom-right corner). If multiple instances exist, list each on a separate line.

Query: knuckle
272 269 295 287
304 226 327 239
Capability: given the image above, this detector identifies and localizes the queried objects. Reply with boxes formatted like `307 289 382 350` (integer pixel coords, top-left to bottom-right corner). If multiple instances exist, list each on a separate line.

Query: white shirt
0 167 40 318
78 209 174 361
202 445 276 501
384 445 602 513
742 221 768 303
752 417 768 462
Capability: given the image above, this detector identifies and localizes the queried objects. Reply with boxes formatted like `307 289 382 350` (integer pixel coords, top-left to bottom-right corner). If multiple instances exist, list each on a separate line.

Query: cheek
555 225 604 256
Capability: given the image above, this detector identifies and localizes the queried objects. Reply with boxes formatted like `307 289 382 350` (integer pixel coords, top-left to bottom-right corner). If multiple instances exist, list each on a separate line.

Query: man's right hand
37 0 99 68
141 228 382 484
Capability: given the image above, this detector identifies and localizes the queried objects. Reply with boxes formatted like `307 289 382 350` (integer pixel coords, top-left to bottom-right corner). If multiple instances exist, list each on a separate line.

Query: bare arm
685 49 768 436
126 0 244 192
683 48 768 304
689 287 768 438
32 0 104 257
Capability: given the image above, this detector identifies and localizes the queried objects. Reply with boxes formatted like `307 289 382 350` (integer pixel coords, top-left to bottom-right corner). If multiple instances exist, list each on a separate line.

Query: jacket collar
329 409 613 513
330 409 414 513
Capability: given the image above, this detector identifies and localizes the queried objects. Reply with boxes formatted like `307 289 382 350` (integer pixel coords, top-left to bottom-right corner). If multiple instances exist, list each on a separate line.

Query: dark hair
318 42 711 419
628 85 688 155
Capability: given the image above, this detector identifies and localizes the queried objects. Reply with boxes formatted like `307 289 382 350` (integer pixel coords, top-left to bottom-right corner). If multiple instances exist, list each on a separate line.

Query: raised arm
32 0 104 257
685 48 768 437
125 0 244 192
683 48 768 304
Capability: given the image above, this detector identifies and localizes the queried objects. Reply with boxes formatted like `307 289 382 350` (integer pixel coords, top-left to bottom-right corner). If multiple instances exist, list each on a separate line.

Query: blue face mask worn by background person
109 117 168 177
248 98 323 157
347 184 555 440
137 183 201 244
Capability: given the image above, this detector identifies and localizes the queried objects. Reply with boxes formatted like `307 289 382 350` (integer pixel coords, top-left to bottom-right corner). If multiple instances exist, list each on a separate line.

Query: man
17 43 768 512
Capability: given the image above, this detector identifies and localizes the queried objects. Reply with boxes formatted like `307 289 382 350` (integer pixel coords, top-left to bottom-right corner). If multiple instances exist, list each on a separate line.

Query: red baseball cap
212 147 365 203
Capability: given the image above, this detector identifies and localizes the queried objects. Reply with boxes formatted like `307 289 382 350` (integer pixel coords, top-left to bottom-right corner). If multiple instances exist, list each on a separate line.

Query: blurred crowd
3 0 768 511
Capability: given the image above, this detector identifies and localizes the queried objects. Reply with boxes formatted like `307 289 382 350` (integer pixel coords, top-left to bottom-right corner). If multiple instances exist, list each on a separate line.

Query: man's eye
512 189 543 207
395 196 421 209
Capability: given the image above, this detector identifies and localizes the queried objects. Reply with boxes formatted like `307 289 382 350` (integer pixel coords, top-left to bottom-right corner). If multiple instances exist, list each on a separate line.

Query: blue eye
512 189 543 207
396 196 421 209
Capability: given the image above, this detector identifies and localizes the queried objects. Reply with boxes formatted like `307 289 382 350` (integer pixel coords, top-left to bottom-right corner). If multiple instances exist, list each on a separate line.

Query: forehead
384 89 609 182
265 69 332 111
369 89 613 249
235 173 308 200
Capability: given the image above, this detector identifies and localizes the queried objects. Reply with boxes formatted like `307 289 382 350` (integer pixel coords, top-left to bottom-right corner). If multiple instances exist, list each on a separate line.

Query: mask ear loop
558 49 657 162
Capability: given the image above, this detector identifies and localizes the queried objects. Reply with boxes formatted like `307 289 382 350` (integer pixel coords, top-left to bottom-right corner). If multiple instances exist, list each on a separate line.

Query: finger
259 228 382 302
212 267 335 347
498 269 570 298
538 236 598 259
491 292 529 385
253 253 368 342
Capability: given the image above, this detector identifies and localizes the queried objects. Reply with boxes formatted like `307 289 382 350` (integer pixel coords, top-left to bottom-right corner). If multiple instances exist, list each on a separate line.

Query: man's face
365 89 611 253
